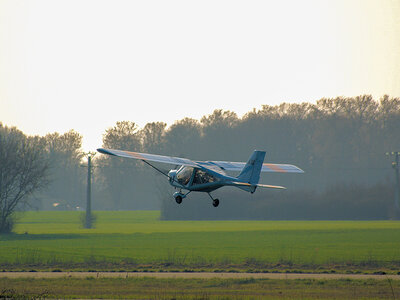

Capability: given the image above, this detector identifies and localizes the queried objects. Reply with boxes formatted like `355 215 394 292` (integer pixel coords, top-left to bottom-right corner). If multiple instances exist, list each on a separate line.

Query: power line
84 152 96 229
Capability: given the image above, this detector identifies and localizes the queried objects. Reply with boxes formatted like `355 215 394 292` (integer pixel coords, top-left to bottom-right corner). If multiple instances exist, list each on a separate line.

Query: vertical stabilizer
237 150 266 184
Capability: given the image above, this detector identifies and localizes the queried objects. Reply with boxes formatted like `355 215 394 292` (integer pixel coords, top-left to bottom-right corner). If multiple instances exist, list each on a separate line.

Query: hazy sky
1 0 399 151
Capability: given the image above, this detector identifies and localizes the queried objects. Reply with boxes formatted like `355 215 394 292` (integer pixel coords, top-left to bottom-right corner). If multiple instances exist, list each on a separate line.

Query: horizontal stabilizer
256 183 286 190
230 181 286 192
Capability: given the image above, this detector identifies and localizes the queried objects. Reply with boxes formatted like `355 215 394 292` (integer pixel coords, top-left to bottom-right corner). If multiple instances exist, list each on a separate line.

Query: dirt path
0 272 399 280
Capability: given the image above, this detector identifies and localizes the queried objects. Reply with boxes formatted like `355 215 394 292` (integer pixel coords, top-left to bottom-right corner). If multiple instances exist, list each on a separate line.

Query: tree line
0 125 83 232
1 95 399 229
96 95 400 220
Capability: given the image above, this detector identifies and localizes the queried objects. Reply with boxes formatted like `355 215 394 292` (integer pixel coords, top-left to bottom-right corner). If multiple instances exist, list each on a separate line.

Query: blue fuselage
168 166 236 193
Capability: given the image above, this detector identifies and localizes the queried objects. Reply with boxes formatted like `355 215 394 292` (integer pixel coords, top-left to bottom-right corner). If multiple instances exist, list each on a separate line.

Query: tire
212 199 219 207
175 195 183 204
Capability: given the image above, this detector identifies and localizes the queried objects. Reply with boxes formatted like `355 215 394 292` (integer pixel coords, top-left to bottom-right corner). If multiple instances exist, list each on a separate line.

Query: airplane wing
98 148 229 177
97 148 197 167
98 148 304 174
210 161 304 173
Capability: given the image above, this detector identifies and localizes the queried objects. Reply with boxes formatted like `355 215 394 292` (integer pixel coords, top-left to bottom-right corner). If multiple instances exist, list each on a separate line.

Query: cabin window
176 166 194 185
192 169 217 185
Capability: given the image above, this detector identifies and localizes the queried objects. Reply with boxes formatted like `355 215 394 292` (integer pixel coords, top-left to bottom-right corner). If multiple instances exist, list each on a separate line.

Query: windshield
192 169 217 185
176 166 194 186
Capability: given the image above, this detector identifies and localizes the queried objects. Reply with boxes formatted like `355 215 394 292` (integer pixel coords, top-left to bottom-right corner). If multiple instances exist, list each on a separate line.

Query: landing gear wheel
212 199 219 207
175 195 183 204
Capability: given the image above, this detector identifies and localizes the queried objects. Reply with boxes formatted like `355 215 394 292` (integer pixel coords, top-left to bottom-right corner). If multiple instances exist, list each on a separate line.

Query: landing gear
173 191 190 205
175 195 182 204
208 193 220 208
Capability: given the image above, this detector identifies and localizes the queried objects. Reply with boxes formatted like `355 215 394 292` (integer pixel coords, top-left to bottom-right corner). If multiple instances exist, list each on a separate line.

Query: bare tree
0 124 49 233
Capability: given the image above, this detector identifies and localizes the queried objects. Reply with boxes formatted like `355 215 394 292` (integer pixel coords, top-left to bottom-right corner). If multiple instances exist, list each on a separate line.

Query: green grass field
2 277 400 299
1 211 400 272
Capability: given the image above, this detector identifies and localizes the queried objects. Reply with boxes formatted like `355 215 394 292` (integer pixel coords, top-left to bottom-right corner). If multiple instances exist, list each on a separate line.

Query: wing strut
141 159 183 187
141 160 170 178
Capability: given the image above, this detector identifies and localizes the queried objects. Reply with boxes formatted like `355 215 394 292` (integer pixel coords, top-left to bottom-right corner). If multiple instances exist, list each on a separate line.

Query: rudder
237 150 266 184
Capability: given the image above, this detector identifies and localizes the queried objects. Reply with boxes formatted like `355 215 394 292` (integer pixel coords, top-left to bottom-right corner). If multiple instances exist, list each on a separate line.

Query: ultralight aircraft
97 148 303 207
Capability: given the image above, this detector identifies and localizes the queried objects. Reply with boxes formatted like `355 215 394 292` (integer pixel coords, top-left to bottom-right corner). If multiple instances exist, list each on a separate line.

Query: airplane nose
168 170 177 182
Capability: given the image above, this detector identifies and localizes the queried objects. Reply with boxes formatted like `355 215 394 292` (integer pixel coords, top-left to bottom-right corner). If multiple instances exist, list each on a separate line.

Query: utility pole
84 152 96 228
386 151 400 212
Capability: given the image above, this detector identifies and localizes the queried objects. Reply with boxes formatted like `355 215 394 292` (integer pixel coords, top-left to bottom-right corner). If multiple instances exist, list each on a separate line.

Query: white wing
210 161 304 173
98 148 304 174
97 148 197 167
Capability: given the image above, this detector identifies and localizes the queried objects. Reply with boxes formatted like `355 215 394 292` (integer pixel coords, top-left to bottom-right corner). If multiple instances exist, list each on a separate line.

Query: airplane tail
237 150 266 185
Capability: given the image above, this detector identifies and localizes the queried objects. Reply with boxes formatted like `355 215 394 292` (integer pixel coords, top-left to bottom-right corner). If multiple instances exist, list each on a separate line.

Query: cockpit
176 166 194 186
192 169 217 185
175 166 218 186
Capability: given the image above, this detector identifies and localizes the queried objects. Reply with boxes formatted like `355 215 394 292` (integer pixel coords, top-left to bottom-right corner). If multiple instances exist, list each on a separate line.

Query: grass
1 211 400 272
1 277 400 299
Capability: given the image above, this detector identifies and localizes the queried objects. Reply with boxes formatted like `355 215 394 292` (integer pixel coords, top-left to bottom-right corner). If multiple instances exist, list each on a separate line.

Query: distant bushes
160 183 396 220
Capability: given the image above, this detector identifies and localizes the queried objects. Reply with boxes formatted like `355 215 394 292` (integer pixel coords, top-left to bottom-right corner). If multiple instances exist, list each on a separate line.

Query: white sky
1 0 400 151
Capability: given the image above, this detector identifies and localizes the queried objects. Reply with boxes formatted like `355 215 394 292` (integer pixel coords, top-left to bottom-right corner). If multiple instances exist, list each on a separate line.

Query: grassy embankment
1 277 400 299
1 211 400 273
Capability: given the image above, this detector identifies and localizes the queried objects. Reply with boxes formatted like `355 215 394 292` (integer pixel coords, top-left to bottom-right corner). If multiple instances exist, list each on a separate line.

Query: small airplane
97 148 304 207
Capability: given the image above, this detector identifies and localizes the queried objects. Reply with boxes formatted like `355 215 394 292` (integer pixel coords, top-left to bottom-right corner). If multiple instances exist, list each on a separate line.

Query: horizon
1 94 396 152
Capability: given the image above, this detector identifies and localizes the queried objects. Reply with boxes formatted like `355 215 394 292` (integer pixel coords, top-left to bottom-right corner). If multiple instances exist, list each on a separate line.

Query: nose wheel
173 191 190 204
175 195 182 204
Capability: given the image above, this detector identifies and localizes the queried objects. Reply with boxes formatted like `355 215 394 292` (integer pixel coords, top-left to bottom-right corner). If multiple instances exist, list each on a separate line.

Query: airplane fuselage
168 166 226 193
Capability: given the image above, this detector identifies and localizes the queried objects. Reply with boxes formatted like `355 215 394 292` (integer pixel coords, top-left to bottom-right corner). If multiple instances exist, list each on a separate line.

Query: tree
102 121 141 150
164 118 202 157
200 110 239 159
0 124 49 233
139 122 167 153
42 130 84 209
97 121 149 209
